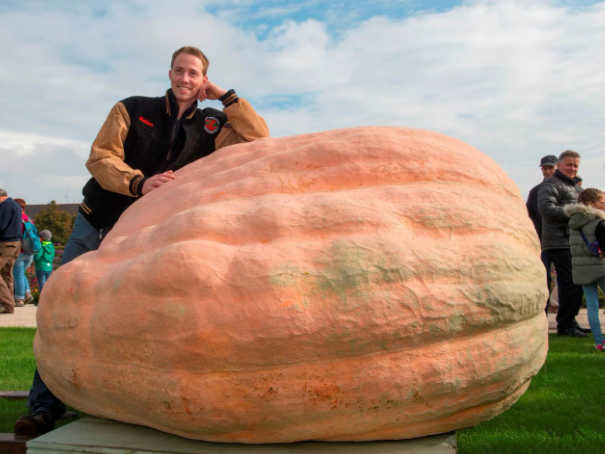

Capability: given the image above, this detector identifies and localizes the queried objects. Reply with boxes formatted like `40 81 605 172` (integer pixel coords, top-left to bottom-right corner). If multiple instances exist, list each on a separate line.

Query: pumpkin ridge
130 178 519 223
37 313 545 443
36 312 545 377
106 183 532 252
36 241 544 373
37 237 544 368
118 131 520 237
320 381 531 442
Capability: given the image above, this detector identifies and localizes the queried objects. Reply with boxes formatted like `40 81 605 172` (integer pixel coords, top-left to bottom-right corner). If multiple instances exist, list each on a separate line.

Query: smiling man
80 46 269 236
14 46 269 435
538 150 587 338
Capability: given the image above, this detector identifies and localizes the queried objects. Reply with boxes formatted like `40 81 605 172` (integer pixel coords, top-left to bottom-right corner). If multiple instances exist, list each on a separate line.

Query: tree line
33 201 77 245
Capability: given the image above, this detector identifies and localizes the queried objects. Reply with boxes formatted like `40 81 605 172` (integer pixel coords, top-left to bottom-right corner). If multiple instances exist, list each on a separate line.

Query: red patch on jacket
204 117 219 134
139 116 154 127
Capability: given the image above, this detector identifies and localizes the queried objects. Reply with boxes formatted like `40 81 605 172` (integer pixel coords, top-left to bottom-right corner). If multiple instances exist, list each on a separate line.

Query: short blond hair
171 46 209 75
559 150 581 161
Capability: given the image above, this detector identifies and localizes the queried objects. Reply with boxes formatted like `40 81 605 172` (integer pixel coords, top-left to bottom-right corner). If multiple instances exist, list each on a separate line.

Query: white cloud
0 130 89 155
1 142 89 204
1 0 605 203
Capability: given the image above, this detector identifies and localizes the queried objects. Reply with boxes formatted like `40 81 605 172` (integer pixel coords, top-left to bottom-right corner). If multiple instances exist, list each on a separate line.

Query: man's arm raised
197 81 270 150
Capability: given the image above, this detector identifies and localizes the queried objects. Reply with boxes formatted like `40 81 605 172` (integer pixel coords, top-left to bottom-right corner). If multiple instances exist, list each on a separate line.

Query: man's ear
168 69 172 80
202 75 208 85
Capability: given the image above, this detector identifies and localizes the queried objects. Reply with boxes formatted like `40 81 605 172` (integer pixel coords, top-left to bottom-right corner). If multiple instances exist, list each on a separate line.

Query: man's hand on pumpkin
141 171 175 195
197 81 227 103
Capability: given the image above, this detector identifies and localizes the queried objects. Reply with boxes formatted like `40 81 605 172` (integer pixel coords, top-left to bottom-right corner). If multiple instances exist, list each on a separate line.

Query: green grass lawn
0 328 36 391
0 327 37 433
457 335 605 453
1 328 604 451
0 327 81 433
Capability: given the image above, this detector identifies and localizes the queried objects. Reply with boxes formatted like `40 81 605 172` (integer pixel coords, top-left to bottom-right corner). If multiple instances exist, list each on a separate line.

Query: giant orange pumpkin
35 127 548 443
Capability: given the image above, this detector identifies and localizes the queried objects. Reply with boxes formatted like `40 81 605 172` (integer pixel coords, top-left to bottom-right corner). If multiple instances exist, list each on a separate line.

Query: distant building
25 203 80 219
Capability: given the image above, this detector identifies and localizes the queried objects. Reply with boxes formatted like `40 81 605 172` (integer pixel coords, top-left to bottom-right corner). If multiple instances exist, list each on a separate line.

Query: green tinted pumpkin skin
35 127 548 443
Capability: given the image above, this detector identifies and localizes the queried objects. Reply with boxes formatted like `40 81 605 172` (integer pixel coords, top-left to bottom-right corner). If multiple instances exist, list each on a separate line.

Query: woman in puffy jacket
565 188 605 351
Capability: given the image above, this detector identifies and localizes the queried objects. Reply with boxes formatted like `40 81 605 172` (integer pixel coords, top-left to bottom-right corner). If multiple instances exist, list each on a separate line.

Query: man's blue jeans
28 213 104 419
13 253 34 299
582 279 605 346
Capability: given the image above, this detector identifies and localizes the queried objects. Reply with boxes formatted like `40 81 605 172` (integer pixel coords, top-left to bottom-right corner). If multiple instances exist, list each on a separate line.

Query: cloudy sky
1 0 604 205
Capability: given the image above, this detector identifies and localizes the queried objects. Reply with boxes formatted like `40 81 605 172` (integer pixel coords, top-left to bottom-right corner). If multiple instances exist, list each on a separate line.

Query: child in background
565 188 605 351
34 230 55 293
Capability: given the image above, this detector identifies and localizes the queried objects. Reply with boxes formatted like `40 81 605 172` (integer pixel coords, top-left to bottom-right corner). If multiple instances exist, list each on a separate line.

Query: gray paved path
0 304 37 328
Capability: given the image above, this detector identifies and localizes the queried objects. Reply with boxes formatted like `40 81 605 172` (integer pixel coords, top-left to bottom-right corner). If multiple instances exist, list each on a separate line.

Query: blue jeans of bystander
13 253 34 300
35 270 52 293
582 279 605 346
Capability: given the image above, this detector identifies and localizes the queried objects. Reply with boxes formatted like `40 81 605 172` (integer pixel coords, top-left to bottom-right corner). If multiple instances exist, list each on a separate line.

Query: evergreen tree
33 201 75 245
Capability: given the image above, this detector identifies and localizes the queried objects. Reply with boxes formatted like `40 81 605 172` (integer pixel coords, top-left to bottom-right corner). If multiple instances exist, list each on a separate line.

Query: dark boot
14 411 55 435
557 327 588 338
573 320 591 334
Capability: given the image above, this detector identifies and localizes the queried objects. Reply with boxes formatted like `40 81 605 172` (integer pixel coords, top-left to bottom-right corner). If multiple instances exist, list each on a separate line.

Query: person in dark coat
538 150 588 337
527 155 558 312
0 188 22 314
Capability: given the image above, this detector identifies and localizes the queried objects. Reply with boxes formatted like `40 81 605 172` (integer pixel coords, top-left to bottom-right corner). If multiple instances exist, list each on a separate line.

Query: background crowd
527 151 605 351
0 191 56 314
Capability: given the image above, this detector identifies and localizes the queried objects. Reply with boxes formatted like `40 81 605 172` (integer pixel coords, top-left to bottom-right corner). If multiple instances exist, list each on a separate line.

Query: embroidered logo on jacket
139 116 154 127
204 117 219 134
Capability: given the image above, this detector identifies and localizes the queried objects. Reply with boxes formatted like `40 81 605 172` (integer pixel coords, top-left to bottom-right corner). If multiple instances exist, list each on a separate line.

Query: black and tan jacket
79 89 269 233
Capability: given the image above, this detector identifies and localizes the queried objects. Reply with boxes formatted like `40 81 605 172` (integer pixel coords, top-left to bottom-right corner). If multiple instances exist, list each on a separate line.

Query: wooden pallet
0 391 28 400
0 391 32 452
0 433 39 454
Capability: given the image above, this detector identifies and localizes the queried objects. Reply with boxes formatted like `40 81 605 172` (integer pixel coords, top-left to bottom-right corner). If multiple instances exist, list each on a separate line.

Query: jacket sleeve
538 182 569 223
526 187 541 235
596 221 605 246
85 102 145 197
214 90 269 150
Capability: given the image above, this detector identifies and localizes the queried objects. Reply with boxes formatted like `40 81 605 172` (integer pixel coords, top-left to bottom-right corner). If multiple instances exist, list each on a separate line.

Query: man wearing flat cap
527 155 557 313
527 155 557 238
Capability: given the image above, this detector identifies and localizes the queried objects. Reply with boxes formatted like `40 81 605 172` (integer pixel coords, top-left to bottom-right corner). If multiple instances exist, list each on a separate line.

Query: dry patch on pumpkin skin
270 239 412 292
263 234 544 341
53 228 543 369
